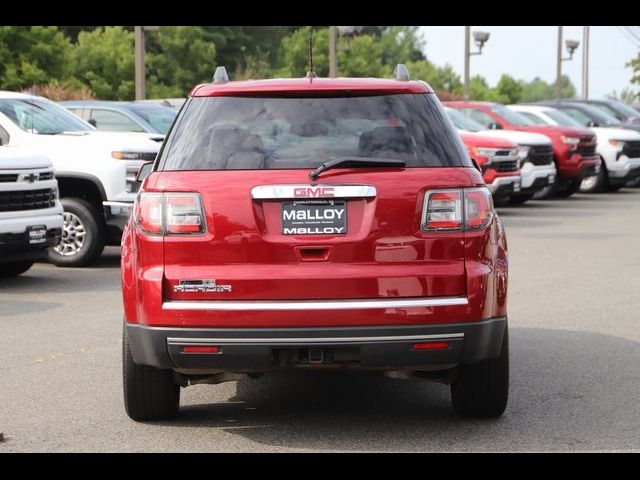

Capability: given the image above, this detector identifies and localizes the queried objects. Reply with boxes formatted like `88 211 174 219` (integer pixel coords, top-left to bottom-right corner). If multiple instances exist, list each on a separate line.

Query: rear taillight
134 192 206 236
421 188 493 232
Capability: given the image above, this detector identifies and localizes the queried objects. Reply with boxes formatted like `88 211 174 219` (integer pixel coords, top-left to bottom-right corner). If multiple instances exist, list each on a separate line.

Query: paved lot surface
1 190 639 452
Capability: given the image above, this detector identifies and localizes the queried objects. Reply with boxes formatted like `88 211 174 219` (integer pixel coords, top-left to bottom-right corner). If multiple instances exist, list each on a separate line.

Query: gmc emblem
294 187 335 198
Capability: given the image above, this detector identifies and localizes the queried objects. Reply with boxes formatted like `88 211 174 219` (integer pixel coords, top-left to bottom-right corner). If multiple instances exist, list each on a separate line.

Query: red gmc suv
445 101 600 198
121 67 509 421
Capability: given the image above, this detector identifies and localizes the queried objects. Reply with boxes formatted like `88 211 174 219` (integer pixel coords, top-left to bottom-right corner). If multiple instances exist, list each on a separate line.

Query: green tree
627 53 640 92
275 27 330 77
0 26 73 90
469 75 492 100
146 26 216 98
72 26 135 100
605 87 638 104
490 74 523 104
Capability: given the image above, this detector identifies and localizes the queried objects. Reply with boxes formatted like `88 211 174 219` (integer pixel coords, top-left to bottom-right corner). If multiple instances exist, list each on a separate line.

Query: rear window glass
159 93 471 170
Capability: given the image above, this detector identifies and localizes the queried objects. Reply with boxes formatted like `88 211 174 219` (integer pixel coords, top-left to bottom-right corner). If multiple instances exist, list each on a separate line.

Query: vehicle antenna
306 34 317 78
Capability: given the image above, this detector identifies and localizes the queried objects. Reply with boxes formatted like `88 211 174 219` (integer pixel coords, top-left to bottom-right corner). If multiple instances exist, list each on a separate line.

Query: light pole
328 26 363 78
464 27 490 101
582 26 590 99
134 26 160 100
555 26 580 99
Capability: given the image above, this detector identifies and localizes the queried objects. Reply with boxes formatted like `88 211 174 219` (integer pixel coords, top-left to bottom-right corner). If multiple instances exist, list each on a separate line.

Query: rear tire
451 326 509 418
532 182 557 200
123 325 180 421
0 261 34 277
48 198 105 268
605 183 624 192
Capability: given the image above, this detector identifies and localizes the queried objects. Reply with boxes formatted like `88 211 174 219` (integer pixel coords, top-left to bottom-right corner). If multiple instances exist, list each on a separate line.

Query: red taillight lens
465 188 493 230
165 193 205 234
134 192 163 234
421 188 493 232
182 346 219 354
412 342 450 350
423 190 463 230
134 192 205 236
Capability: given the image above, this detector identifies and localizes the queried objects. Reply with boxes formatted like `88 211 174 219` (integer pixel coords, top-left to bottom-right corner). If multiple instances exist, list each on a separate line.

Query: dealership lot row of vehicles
2 88 640 275
2 67 640 422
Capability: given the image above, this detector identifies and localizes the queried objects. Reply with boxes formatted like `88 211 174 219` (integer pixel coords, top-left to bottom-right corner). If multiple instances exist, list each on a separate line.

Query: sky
418 26 639 99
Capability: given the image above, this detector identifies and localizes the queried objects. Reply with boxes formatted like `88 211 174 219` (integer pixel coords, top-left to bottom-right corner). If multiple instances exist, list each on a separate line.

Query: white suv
0 147 63 276
508 104 640 192
445 107 556 204
0 91 160 267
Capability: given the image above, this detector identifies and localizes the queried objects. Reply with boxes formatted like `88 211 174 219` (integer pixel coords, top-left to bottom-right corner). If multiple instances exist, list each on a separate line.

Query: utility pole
134 26 145 100
464 26 471 100
134 26 160 100
556 26 563 99
582 26 590 99
329 26 337 78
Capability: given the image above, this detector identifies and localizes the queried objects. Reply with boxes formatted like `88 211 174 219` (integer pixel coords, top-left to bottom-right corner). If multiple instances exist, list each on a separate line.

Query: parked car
122 66 510 421
509 104 640 192
536 100 640 134
60 100 177 140
445 101 599 198
457 131 520 205
135 98 186 111
445 107 556 204
565 99 640 126
0 91 160 267
0 146 63 276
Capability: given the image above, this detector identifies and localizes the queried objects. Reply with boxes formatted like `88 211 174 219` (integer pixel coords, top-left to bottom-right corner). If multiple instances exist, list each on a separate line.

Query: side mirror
88 118 97 127
136 162 154 183
489 122 503 130
588 120 599 127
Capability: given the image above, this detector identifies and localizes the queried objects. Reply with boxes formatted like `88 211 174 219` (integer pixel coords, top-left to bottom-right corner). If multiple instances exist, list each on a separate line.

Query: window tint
591 103 623 120
0 98 92 134
489 106 536 126
126 104 176 134
160 94 471 171
90 109 145 132
544 108 584 127
460 108 496 129
561 107 593 126
445 108 483 132
518 111 547 125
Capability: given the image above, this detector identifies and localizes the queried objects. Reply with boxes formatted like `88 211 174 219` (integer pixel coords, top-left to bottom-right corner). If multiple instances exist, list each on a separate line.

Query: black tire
508 194 533 206
580 160 607 193
555 178 582 198
48 197 105 267
451 326 509 418
123 325 180 421
604 183 625 192
532 181 558 200
0 261 34 277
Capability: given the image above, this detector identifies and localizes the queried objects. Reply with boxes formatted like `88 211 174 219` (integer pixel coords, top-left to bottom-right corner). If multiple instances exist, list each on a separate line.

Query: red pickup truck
445 101 600 198
458 132 520 205
121 67 509 421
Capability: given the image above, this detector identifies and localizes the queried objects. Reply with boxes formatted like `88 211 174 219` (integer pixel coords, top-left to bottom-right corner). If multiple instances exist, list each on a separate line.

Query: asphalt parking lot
1 190 639 452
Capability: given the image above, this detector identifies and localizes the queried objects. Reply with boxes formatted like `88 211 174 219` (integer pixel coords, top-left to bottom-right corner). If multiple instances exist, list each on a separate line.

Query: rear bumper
126 317 507 371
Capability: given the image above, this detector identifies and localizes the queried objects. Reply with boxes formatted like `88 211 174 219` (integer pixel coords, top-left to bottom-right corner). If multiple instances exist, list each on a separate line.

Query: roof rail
392 64 410 81
213 66 229 83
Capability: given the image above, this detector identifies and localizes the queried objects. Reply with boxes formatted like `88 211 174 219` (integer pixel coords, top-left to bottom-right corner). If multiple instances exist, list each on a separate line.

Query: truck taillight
464 188 494 230
422 190 463 230
421 188 493 232
134 192 206 236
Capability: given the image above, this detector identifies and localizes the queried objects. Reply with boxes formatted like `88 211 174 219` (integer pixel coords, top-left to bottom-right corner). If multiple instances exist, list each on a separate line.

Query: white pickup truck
0 147 63 276
0 91 160 267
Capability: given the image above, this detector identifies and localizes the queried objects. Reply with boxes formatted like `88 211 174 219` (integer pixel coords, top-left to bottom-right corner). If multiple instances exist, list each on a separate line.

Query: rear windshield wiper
309 157 406 181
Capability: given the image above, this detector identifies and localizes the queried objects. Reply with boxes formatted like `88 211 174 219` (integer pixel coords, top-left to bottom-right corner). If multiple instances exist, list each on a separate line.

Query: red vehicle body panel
446 101 599 178
122 81 508 331
459 132 520 185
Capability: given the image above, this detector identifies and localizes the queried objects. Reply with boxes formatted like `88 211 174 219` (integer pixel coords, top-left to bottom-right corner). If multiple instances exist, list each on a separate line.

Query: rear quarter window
159 93 471 171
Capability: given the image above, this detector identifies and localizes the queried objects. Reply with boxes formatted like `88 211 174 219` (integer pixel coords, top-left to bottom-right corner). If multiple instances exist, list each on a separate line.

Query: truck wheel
555 178 582 198
604 183 624 192
48 198 105 267
580 161 607 193
532 182 557 200
123 325 180 421
451 326 509 418
0 261 34 277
